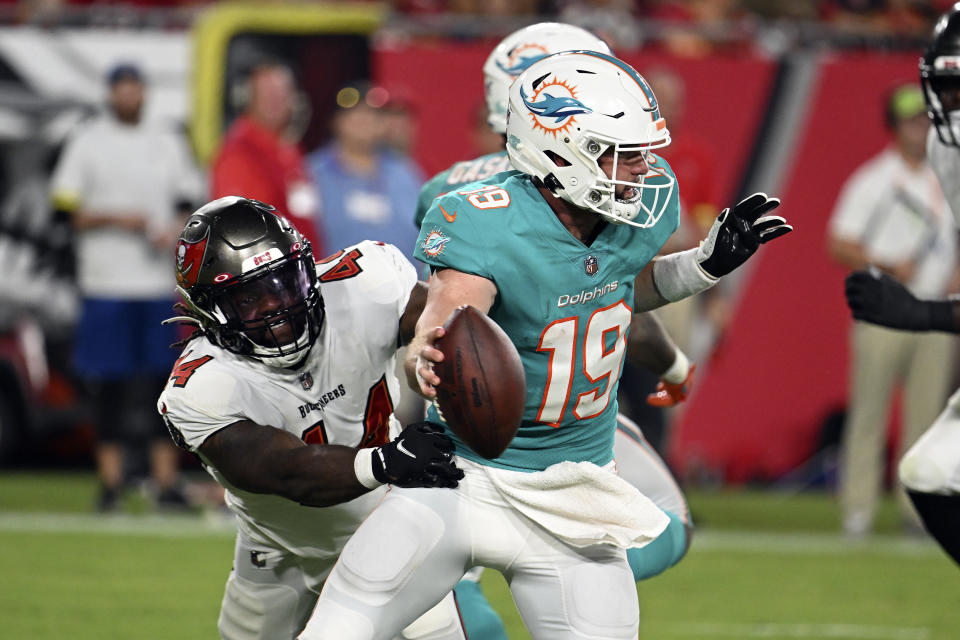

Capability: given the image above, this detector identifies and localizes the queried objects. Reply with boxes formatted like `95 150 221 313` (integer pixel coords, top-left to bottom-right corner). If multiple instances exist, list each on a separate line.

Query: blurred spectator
307 81 424 267
49 61 203 511
446 0 538 15
558 0 644 50
827 83 958 537
643 0 750 57
210 61 325 252
380 88 419 156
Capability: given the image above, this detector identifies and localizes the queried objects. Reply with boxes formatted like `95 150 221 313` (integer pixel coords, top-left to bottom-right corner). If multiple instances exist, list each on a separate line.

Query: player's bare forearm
400 281 430 345
633 261 670 312
415 268 497 332
199 420 369 507
405 268 498 397
627 311 678 375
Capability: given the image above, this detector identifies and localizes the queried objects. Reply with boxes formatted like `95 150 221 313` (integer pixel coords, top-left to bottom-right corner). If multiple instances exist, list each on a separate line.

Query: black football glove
844 270 956 332
697 192 792 279
371 422 464 489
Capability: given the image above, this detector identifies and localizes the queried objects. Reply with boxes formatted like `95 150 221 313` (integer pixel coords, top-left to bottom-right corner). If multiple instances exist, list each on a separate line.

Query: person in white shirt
828 83 958 538
49 62 204 511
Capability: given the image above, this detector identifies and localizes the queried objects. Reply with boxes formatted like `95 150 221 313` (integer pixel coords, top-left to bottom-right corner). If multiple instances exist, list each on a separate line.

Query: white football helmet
483 22 612 134
506 50 675 228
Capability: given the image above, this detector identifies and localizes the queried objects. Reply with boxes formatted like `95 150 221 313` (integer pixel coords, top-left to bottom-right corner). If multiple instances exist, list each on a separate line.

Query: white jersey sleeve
927 126 960 227
158 342 284 453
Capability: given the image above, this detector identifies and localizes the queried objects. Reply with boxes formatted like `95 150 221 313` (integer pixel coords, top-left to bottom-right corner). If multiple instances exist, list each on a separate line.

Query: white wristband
652 248 719 302
661 349 690 384
353 448 383 490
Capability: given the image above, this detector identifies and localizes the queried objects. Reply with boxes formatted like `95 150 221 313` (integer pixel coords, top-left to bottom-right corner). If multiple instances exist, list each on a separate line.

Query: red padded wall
670 53 924 482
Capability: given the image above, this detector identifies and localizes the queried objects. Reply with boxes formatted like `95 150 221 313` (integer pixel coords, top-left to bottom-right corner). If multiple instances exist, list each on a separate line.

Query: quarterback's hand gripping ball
433 305 526 459
697 192 792 279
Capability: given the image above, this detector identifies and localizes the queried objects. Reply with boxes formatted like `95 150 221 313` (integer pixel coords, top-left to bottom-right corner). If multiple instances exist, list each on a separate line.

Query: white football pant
219 533 465 640
298 462 639 640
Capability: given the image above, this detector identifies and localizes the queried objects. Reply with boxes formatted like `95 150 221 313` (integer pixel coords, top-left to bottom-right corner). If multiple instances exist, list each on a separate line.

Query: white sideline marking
0 511 237 538
690 530 938 557
661 622 930 639
0 515 940 558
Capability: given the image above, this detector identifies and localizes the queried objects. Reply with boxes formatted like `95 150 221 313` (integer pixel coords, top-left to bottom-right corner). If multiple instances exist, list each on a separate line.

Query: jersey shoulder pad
316 240 416 323
159 346 248 451
316 240 415 286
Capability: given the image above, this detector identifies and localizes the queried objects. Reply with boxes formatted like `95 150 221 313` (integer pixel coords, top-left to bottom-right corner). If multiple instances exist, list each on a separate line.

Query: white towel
483 460 670 549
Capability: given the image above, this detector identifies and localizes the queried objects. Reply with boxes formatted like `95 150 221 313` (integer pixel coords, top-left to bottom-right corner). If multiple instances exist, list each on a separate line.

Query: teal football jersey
415 159 680 472
414 151 513 228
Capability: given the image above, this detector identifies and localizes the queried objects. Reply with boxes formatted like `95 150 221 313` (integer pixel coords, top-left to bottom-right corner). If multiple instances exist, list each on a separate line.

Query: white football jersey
928 126 960 227
158 240 417 560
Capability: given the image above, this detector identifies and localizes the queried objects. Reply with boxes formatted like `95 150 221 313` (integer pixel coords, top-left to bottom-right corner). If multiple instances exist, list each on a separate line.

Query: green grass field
1 471 956 639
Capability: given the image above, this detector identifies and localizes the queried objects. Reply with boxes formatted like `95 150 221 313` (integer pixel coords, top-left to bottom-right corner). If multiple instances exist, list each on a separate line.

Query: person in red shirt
211 61 325 252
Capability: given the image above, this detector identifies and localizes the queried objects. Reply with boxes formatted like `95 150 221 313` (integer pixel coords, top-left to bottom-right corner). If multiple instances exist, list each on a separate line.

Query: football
433 305 526 459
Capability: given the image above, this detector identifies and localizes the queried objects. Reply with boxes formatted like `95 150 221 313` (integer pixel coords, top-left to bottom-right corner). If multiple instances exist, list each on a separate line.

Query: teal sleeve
626 509 690 581
453 579 509 640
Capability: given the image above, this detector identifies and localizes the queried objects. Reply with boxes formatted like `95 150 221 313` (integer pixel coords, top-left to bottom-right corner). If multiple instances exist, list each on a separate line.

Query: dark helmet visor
217 258 315 348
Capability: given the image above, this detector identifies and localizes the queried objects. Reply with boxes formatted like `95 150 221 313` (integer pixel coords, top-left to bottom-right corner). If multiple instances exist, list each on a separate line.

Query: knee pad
899 450 950 493
297 600 376 640
219 572 305 640
329 493 446 607
562 556 638 638
401 592 465 639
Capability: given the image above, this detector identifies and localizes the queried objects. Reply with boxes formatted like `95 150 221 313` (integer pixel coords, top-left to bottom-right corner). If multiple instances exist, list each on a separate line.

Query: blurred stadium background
0 1 958 638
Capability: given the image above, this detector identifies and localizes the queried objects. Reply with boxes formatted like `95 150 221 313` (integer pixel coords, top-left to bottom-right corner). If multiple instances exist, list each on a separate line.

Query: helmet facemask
203 255 324 368
576 137 675 228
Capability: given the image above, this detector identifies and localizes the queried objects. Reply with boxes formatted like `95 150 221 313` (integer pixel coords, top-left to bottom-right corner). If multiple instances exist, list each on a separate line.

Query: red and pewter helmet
174 196 323 368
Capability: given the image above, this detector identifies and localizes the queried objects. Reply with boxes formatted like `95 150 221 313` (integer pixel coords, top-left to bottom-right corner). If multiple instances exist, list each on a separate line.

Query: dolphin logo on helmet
520 85 593 122
496 52 550 77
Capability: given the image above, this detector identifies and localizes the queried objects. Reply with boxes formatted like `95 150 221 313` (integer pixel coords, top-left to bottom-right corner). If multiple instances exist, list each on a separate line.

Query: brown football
433 305 526 459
